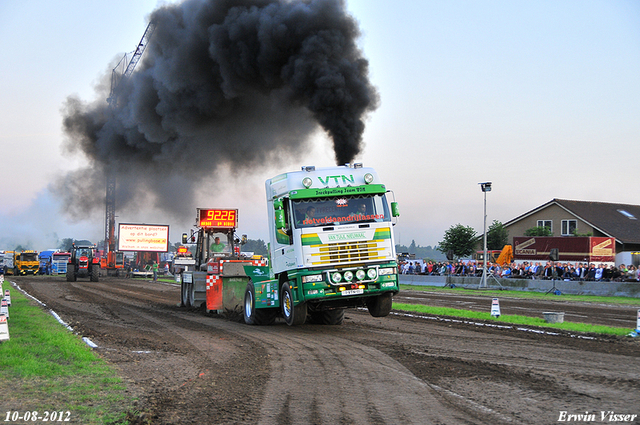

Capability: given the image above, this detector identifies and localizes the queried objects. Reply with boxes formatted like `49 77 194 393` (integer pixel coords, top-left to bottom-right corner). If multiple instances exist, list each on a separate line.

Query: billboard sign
118 224 169 252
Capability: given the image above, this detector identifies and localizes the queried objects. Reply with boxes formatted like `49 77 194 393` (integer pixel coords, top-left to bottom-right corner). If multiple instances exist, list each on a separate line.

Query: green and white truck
244 163 400 326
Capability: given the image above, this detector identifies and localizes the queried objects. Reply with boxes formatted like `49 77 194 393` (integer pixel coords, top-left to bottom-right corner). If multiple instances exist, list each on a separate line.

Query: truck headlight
331 272 342 283
302 274 324 283
367 268 378 279
356 269 366 280
378 267 395 276
343 271 354 282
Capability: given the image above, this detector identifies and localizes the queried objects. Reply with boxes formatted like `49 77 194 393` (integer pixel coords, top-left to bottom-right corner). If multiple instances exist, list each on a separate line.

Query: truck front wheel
281 282 306 326
367 293 393 317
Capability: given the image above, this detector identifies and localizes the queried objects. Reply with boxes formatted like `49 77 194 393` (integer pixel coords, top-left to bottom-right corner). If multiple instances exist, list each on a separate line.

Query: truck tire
90 266 99 282
367 293 393 317
66 265 76 282
244 282 276 325
180 280 188 307
281 282 306 326
188 282 196 308
321 309 345 325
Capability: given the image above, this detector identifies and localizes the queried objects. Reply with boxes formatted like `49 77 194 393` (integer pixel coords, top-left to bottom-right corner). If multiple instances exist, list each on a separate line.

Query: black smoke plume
56 0 378 220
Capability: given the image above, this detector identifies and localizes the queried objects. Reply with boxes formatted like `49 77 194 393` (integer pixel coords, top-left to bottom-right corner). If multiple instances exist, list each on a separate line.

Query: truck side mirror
181 233 188 244
391 202 400 217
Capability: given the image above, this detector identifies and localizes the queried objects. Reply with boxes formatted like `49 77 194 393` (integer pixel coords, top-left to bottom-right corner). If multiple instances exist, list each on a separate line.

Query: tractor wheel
367 293 393 317
244 282 257 324
244 282 276 325
281 282 307 326
90 266 99 282
188 282 196 308
180 280 188 307
66 265 76 282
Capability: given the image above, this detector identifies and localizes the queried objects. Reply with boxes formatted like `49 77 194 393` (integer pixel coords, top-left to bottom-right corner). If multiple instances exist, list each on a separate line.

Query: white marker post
4 289 10 307
0 299 8 319
0 314 8 342
491 298 501 318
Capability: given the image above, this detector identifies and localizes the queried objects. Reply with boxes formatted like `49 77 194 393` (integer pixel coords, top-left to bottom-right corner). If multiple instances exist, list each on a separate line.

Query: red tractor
66 243 100 282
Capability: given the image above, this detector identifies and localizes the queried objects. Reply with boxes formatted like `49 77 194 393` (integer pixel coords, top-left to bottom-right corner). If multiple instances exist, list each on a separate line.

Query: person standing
152 261 159 282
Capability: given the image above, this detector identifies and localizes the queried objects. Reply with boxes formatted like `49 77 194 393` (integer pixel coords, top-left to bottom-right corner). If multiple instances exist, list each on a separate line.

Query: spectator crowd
400 260 640 282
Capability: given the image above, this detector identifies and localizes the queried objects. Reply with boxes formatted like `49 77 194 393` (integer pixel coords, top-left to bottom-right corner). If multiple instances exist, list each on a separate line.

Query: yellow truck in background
14 250 39 275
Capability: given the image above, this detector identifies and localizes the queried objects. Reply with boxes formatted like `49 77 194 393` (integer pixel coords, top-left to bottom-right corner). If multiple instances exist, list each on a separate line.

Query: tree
58 238 75 251
242 239 268 256
395 243 446 261
487 220 509 250
524 226 552 237
437 224 477 260
408 239 417 253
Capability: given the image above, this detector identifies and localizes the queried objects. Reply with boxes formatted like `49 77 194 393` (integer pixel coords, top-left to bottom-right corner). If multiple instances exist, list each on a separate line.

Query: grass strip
399 284 640 306
393 302 632 336
0 284 134 424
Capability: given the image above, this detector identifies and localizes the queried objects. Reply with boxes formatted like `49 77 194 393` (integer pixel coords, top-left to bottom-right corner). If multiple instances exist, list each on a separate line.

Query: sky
1 0 639 251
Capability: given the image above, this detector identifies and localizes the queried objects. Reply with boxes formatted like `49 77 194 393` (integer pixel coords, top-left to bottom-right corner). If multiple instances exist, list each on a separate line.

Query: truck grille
310 241 387 265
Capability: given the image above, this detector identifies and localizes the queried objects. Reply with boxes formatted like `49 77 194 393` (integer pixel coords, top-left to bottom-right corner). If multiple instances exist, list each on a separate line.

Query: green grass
0 284 134 424
399 284 640 305
393 301 633 336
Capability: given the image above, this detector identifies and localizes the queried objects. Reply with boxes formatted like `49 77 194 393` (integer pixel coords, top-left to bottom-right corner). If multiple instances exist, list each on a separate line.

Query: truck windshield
292 194 391 228
207 232 232 256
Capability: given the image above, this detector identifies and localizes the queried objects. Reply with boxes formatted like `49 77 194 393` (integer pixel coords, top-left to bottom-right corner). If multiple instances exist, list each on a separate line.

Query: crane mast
104 21 156 270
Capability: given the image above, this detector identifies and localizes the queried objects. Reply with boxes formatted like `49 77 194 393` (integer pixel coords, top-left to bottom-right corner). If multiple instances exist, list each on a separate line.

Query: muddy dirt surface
10 276 640 424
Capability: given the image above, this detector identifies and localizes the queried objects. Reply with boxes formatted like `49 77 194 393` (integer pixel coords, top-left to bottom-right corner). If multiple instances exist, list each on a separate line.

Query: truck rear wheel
322 309 345 325
244 282 277 325
281 282 306 326
66 265 76 282
367 293 393 317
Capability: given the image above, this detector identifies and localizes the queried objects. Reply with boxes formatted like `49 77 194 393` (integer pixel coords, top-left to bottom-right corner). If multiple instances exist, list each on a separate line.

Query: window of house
537 220 552 232
561 219 577 236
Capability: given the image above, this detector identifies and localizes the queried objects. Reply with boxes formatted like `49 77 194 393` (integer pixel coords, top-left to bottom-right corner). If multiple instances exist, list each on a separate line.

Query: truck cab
14 250 39 275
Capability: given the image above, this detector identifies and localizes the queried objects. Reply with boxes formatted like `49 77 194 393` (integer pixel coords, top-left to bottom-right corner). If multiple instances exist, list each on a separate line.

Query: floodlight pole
479 182 492 288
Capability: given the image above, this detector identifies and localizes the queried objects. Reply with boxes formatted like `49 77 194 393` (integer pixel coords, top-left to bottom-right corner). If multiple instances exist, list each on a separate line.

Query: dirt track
10 275 640 424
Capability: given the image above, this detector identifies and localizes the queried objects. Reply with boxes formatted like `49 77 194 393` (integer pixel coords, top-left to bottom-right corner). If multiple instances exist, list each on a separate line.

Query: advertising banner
118 224 169 252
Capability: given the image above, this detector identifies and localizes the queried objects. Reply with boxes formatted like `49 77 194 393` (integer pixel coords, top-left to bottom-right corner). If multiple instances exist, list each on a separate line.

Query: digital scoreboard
197 208 238 229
